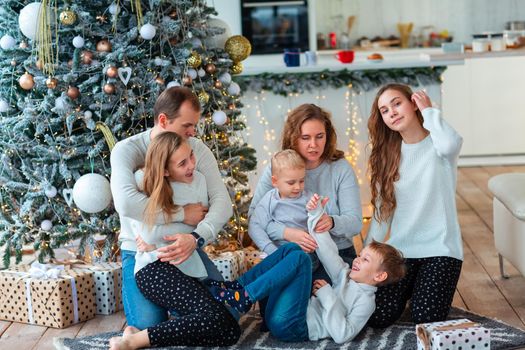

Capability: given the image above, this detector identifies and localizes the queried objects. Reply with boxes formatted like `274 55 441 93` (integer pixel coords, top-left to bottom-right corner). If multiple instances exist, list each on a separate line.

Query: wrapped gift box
74 262 122 315
416 318 490 350
207 250 246 281
243 246 266 269
0 262 96 328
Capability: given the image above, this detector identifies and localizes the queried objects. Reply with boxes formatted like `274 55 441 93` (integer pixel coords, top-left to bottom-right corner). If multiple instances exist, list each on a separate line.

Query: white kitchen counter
241 47 525 76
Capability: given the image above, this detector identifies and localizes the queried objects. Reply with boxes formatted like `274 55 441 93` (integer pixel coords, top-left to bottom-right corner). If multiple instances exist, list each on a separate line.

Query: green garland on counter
235 66 447 96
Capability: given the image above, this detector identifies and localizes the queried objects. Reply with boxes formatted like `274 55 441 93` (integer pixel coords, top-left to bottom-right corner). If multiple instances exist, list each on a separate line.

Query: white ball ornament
188 68 198 79
227 82 241 96
83 110 93 119
139 23 156 40
0 99 9 113
40 220 53 231
212 110 227 126
0 34 16 50
72 36 85 48
72 173 112 213
45 186 57 198
19 2 51 40
219 72 232 85
204 18 231 49
167 81 181 88
198 68 206 77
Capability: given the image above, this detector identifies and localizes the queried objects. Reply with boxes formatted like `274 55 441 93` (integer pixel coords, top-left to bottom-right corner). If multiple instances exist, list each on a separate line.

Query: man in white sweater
110 87 233 330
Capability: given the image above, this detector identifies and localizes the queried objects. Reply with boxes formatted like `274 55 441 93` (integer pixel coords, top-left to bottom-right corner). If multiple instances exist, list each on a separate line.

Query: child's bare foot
109 336 133 350
123 326 139 337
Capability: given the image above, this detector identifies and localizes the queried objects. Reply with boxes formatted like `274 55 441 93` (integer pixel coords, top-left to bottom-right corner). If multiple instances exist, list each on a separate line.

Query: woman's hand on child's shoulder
411 90 432 111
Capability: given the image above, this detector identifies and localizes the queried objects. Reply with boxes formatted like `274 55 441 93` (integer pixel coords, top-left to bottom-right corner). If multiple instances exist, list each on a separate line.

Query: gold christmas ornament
82 50 93 64
59 9 77 25
67 86 80 99
104 83 116 94
155 76 165 85
205 63 216 74
224 35 252 62
214 80 223 89
231 61 243 75
96 39 112 52
46 77 58 89
182 76 192 85
19 72 34 90
106 66 118 78
187 52 202 68
198 91 210 104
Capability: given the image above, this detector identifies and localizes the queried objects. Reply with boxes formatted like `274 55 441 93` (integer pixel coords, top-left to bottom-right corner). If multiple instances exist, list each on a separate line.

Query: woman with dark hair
249 103 362 282
365 83 463 327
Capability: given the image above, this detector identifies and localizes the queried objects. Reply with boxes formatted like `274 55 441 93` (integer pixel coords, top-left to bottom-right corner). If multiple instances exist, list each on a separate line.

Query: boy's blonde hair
271 149 305 176
368 240 406 286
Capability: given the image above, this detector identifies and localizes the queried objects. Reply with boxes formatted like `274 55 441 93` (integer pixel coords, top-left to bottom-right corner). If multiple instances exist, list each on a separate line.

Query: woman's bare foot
123 326 139 337
109 336 133 350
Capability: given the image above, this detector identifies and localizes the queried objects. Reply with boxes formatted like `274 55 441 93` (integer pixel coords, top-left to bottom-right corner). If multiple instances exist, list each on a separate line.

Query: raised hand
411 90 432 111
312 279 329 295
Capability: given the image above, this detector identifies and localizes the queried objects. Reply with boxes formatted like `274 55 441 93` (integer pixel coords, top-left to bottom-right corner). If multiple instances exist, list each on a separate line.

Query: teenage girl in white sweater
365 84 463 327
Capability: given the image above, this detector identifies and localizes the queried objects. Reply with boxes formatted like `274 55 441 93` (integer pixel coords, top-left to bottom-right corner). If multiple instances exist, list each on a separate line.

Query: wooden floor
1 165 525 349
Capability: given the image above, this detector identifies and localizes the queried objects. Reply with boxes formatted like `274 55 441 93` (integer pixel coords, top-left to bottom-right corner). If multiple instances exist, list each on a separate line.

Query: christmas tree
0 0 256 266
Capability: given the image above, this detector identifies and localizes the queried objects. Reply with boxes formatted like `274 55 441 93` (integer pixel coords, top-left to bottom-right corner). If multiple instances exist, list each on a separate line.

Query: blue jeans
239 243 311 342
121 249 229 330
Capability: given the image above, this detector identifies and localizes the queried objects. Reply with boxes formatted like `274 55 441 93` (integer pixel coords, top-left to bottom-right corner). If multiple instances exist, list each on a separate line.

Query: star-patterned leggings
367 256 462 328
135 260 241 347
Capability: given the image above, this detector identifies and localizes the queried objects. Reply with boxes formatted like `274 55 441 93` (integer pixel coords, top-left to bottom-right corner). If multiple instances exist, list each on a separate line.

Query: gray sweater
249 189 310 255
249 158 362 250
305 204 376 343
110 129 232 251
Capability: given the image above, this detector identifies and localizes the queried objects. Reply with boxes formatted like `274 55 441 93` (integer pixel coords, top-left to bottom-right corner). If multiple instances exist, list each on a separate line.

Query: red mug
336 50 354 63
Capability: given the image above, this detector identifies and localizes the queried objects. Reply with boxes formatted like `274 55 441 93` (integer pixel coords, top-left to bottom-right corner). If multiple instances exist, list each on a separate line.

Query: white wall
313 0 525 47
206 0 242 35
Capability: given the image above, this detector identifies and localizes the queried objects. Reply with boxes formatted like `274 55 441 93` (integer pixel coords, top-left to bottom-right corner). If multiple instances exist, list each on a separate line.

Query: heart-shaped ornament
62 189 73 206
118 67 132 86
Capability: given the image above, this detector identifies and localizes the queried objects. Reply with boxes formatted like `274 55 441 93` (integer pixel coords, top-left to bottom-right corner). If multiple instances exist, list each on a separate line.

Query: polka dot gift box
73 262 123 315
0 262 96 328
416 318 490 350
207 250 246 281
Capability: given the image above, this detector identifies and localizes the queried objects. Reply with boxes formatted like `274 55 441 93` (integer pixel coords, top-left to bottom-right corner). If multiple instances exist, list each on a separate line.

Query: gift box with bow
0 262 96 328
416 318 490 350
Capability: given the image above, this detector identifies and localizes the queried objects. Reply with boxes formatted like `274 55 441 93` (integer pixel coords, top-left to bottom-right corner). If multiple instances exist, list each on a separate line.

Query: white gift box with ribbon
207 250 246 281
416 318 490 350
0 262 96 328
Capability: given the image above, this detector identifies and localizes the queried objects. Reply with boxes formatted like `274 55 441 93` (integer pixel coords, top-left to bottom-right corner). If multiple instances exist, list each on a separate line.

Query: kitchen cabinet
442 55 525 157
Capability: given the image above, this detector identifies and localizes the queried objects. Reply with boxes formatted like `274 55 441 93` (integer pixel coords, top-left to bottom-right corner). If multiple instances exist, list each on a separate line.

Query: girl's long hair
368 83 423 222
281 104 345 162
142 132 184 228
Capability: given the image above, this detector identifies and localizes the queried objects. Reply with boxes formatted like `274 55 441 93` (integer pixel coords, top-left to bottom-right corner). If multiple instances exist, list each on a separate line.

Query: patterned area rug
54 307 525 350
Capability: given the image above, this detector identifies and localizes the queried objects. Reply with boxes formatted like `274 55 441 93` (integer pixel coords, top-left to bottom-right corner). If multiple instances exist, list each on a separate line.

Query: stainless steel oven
241 0 309 54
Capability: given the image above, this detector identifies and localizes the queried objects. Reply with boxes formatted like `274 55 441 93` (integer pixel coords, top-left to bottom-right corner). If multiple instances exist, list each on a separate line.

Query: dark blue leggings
368 256 462 327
